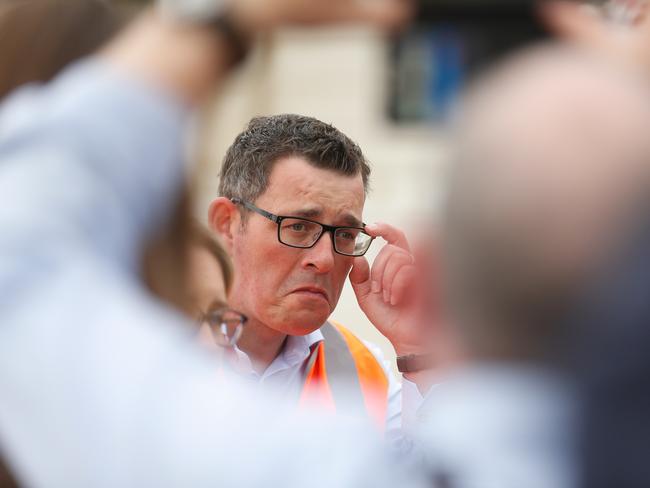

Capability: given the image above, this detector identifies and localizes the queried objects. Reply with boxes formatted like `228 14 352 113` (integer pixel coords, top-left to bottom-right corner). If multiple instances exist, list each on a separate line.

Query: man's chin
264 294 335 336
277 308 332 336
283 313 331 336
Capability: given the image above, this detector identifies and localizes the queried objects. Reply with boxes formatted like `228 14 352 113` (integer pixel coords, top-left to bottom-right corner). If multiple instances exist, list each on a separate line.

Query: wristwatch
158 0 250 65
396 353 435 374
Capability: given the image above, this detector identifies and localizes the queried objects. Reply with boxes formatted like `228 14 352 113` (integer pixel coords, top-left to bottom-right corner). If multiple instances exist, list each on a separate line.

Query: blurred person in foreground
206 114 434 433
412 43 650 488
0 1 127 485
0 0 241 336
543 2 650 486
0 0 429 486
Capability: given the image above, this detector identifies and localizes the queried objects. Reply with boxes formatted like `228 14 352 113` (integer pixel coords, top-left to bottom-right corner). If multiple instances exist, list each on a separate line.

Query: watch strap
396 353 435 374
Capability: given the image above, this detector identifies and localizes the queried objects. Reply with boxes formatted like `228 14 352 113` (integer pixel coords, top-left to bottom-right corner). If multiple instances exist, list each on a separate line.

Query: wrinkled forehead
257 156 366 223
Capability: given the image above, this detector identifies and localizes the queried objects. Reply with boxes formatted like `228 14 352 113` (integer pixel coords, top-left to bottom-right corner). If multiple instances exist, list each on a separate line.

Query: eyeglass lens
278 218 372 256
205 309 246 347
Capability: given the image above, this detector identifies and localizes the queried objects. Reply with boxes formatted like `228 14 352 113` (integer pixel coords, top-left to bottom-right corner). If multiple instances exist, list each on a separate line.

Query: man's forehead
267 156 364 188
261 156 366 220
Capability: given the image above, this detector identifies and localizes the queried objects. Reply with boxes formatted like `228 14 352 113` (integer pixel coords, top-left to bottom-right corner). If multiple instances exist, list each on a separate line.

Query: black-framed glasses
198 308 248 347
231 198 375 257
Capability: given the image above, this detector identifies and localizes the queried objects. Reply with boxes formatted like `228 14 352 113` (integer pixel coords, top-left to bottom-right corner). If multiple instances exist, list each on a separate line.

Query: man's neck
235 319 287 375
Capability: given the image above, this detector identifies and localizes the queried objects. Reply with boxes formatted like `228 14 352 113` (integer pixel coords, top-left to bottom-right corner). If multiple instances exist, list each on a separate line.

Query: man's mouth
292 286 330 303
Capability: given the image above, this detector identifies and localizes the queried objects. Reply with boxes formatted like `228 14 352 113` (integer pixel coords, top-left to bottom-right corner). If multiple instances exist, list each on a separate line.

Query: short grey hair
218 114 371 203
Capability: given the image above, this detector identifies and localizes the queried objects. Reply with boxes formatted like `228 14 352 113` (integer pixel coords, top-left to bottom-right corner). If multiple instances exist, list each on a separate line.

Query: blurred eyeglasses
199 308 248 348
231 198 375 257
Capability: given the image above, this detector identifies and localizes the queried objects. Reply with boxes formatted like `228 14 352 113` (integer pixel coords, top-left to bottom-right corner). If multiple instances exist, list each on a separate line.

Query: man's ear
208 197 238 252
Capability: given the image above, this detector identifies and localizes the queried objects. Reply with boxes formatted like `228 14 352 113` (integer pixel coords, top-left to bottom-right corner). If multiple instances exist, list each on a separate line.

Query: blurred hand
349 222 430 356
543 0 650 70
231 0 414 34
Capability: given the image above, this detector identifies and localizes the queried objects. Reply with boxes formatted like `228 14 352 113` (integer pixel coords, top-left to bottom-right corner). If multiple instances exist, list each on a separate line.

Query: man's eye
339 231 355 240
288 223 306 232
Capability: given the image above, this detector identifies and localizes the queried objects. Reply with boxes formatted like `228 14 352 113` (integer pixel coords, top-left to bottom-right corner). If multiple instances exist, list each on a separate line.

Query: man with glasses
208 114 434 432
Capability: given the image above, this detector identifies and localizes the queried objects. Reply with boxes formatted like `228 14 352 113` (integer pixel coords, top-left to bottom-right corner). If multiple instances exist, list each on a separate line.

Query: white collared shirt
227 328 425 437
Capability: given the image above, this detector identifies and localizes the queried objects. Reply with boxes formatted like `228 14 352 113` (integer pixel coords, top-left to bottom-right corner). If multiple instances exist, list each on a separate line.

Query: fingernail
371 281 381 293
383 289 390 303
390 294 397 306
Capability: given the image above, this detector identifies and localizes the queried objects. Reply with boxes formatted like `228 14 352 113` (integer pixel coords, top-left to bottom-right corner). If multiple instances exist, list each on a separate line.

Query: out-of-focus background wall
193 27 450 368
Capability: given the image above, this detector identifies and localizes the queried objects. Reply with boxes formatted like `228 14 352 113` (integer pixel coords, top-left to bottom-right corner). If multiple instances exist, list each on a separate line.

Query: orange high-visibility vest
298 321 389 430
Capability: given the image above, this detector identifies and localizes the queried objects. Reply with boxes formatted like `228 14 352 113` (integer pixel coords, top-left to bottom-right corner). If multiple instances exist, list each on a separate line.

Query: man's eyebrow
289 207 322 219
340 214 363 227
287 207 362 227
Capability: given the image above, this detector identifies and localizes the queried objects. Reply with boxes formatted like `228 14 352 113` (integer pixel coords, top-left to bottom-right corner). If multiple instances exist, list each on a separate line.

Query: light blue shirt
0 60 425 488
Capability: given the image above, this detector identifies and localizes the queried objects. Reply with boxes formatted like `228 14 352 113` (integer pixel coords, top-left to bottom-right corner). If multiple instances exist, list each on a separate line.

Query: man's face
229 156 365 336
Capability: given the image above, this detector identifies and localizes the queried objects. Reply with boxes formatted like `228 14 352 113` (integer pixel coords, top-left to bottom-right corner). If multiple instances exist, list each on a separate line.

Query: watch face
158 0 226 23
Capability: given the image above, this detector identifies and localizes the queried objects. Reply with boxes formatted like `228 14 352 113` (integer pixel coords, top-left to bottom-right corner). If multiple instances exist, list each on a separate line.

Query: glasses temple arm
231 198 280 223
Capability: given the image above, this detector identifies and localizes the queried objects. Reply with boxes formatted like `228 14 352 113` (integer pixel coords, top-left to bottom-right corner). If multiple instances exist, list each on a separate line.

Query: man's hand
349 222 429 356
106 0 412 106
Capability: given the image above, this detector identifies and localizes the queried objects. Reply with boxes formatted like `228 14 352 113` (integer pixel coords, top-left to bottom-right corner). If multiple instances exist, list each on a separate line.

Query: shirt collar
281 328 324 366
229 328 325 379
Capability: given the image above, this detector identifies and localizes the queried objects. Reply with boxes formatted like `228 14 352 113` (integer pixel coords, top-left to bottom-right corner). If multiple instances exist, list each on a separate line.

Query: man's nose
302 231 335 273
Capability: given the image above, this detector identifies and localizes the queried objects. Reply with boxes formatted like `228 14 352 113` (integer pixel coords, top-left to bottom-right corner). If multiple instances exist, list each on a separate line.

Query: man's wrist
207 12 250 67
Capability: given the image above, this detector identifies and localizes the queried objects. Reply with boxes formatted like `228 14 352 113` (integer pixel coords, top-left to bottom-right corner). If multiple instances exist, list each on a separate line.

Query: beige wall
194 26 449 370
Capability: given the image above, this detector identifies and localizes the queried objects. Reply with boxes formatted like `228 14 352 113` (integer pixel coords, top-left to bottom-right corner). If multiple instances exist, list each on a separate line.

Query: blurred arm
103 0 413 106
0 2 415 484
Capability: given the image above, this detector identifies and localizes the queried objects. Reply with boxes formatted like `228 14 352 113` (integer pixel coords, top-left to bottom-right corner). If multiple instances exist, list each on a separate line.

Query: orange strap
299 342 336 413
333 322 390 428
299 323 389 429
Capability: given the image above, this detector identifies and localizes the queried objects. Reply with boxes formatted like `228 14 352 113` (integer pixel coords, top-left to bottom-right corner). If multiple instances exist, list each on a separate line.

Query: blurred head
209 114 370 335
442 44 650 363
186 222 233 319
184 223 246 350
